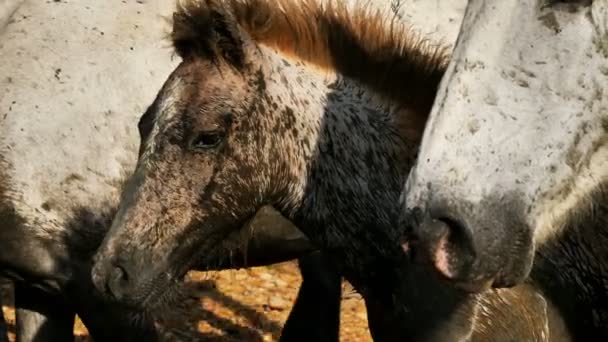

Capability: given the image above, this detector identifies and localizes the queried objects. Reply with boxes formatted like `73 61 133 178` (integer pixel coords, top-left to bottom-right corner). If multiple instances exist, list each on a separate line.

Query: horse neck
531 186 608 338
259 45 414 276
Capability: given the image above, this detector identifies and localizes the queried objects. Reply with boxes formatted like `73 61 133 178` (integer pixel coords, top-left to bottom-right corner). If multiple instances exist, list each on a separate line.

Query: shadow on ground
0 277 285 342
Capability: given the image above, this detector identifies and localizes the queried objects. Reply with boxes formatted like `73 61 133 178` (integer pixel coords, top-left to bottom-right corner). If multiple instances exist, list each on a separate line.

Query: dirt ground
1 261 372 341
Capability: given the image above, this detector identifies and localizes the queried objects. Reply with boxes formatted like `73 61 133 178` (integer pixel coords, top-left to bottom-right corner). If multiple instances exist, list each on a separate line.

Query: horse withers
404 0 608 339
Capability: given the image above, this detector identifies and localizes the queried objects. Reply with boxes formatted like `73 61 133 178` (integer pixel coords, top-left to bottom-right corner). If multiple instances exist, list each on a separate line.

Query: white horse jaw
403 0 608 289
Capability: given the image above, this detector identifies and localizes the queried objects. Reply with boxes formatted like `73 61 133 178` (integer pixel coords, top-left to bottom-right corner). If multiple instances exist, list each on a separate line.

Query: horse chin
135 240 232 315
137 234 232 311
122 305 160 331
131 271 188 315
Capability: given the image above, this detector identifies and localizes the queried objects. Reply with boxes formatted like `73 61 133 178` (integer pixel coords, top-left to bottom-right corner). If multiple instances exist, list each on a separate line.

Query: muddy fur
92 1 608 341
158 0 448 273
172 0 448 134
91 0 505 340
528 185 608 339
91 0 453 339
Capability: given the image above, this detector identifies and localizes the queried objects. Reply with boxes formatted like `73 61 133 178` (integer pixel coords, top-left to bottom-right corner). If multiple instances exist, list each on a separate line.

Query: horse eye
543 0 591 8
189 131 224 150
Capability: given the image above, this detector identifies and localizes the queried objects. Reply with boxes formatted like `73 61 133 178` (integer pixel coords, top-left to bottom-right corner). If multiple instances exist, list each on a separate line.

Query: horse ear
172 0 247 69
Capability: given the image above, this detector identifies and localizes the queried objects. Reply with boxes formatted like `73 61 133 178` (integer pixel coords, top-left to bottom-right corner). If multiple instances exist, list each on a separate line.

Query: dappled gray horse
91 0 457 340
405 0 608 339
0 0 347 340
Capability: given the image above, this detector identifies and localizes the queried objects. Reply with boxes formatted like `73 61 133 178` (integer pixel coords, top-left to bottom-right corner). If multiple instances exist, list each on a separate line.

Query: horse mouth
120 213 259 312
128 267 190 316
138 236 229 312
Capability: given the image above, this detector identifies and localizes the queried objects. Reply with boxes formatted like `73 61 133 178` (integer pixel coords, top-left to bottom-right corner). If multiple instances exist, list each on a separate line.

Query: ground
1 261 372 341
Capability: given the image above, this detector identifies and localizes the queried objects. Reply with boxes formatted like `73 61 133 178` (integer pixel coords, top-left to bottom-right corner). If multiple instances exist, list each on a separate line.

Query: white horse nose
403 194 535 292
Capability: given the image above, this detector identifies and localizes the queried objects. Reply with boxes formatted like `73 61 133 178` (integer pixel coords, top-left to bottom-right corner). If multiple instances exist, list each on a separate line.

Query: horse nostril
408 197 536 293
430 217 476 278
411 213 485 290
106 263 130 300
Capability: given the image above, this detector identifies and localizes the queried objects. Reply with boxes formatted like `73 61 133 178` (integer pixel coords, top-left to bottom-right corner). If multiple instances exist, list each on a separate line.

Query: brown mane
172 0 450 136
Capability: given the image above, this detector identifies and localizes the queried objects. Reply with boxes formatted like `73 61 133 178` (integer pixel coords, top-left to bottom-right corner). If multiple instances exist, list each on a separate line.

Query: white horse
0 0 178 339
405 0 608 339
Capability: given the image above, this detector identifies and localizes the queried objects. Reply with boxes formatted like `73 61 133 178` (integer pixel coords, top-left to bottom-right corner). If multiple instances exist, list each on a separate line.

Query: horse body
0 1 23 30
0 1 177 339
391 0 467 48
404 0 608 338
0 0 175 280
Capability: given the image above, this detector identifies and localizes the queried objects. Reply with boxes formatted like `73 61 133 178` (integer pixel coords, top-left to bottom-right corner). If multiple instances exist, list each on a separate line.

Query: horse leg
11 269 155 342
0 294 9 342
202 206 342 342
14 283 75 342
280 251 341 342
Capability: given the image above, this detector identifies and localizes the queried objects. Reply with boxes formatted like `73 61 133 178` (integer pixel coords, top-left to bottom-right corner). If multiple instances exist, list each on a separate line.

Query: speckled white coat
405 0 608 244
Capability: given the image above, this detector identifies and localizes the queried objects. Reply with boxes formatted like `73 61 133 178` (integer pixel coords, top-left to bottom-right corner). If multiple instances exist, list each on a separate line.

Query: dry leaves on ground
1 261 372 341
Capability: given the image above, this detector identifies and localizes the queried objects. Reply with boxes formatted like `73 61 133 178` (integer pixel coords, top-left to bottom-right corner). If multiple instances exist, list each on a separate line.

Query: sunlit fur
405 0 608 339
94 0 459 339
